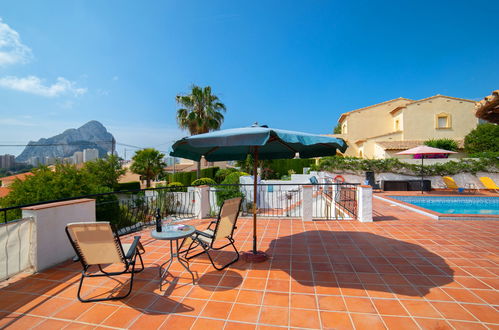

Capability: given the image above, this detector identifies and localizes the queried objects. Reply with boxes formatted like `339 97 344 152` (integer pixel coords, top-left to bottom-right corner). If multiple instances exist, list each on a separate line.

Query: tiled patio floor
1 198 498 329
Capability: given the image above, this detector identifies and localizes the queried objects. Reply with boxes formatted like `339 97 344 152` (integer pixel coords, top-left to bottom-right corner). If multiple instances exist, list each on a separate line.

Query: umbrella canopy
170 124 348 260
396 145 457 155
170 125 348 161
396 145 456 194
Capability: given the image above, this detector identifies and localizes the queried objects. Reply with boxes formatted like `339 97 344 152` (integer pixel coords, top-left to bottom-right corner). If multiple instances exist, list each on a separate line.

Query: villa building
333 95 478 159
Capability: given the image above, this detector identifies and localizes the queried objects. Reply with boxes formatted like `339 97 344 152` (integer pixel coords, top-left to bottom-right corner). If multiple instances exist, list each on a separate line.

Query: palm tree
130 148 166 188
176 85 226 178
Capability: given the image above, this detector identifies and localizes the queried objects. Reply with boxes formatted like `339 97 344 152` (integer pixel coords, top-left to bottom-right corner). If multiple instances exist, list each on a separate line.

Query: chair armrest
125 236 141 259
194 230 213 239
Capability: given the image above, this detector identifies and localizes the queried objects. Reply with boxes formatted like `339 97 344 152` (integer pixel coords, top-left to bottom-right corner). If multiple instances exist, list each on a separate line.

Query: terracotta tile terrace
1 198 498 329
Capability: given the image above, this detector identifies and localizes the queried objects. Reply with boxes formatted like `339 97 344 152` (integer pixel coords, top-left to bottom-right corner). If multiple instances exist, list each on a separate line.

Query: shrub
464 123 499 156
191 177 216 186
317 156 498 176
215 171 247 205
214 167 238 183
114 181 141 191
424 138 458 151
166 182 187 192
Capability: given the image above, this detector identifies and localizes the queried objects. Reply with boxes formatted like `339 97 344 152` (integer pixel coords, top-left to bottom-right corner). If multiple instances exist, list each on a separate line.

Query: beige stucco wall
337 96 477 159
361 132 403 159
392 112 403 132
402 96 477 140
340 98 412 144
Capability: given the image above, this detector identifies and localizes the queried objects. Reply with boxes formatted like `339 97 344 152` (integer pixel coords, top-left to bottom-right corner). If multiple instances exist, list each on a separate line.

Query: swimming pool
388 196 499 215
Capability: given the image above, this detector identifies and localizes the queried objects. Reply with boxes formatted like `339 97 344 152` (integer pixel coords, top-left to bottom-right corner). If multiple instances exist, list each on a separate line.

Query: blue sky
1 0 498 158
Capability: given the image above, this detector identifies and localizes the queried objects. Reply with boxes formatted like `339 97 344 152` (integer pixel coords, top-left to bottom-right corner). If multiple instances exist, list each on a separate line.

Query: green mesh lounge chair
183 197 242 270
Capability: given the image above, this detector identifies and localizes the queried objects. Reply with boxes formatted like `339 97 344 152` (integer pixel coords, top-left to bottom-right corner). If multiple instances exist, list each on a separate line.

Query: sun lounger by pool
442 176 477 193
479 177 499 193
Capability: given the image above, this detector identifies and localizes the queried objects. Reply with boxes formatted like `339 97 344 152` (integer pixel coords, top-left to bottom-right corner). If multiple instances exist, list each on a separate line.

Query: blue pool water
389 196 499 215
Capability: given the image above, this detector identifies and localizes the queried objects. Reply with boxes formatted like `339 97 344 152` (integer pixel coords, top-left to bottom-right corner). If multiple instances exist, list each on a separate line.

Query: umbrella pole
252 147 258 254
243 146 267 262
421 155 424 194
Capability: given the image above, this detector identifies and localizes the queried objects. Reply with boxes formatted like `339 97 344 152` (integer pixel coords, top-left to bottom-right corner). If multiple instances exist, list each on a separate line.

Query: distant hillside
16 121 115 162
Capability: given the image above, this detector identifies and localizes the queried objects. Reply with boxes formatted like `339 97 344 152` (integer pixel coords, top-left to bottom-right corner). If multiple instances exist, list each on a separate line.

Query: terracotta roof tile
0 172 33 183
0 187 10 198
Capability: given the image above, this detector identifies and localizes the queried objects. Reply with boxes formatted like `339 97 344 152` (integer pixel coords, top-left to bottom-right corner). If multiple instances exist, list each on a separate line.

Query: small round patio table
151 224 196 290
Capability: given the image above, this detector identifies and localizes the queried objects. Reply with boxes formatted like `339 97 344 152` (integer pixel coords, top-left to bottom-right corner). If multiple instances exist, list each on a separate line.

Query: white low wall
22 199 96 272
322 171 499 189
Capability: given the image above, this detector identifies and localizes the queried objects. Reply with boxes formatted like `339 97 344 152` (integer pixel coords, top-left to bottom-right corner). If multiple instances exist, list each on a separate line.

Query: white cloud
97 89 109 96
0 117 37 127
0 75 87 97
0 18 32 66
58 100 75 109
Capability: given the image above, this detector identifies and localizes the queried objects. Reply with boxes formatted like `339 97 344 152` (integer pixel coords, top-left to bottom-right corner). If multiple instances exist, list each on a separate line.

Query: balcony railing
208 183 358 220
0 187 196 235
1 183 359 234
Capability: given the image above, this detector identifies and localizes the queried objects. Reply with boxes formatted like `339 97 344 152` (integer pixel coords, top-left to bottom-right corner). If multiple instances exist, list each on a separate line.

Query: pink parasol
396 145 457 155
396 145 457 193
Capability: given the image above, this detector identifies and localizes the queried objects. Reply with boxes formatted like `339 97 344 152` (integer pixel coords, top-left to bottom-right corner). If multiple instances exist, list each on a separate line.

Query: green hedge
191 177 217 186
114 181 141 191
266 159 315 179
317 156 499 176
166 167 219 186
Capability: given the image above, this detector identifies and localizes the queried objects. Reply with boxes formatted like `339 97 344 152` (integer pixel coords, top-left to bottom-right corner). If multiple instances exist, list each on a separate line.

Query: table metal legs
159 239 195 290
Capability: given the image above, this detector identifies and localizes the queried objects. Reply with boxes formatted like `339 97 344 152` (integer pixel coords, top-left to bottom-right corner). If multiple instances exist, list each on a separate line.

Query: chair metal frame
65 222 145 303
183 197 242 271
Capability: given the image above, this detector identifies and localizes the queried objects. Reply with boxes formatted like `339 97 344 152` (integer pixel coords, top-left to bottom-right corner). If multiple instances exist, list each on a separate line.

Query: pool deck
375 190 499 221
0 196 498 329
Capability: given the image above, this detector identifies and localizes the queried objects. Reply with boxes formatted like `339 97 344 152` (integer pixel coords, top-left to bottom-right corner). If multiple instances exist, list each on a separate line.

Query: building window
358 150 363 158
342 123 347 134
394 119 400 131
436 113 451 129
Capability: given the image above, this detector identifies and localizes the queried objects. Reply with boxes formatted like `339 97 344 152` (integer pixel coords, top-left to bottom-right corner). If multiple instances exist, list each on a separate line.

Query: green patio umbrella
170 124 348 260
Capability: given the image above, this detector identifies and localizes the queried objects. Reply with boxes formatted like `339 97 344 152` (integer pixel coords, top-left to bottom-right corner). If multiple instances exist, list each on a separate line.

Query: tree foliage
1 164 111 209
176 85 226 135
424 138 458 151
176 85 226 177
83 155 126 189
464 123 499 156
130 148 166 188
333 123 342 134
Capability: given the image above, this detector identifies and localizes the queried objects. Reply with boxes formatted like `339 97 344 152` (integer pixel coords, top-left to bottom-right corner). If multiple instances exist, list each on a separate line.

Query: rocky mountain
16 121 115 162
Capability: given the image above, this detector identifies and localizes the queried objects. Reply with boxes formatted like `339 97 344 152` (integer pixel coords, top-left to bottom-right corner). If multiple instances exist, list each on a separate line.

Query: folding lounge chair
65 222 145 302
479 176 499 193
442 176 477 193
309 176 319 185
183 197 242 270
442 176 459 190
